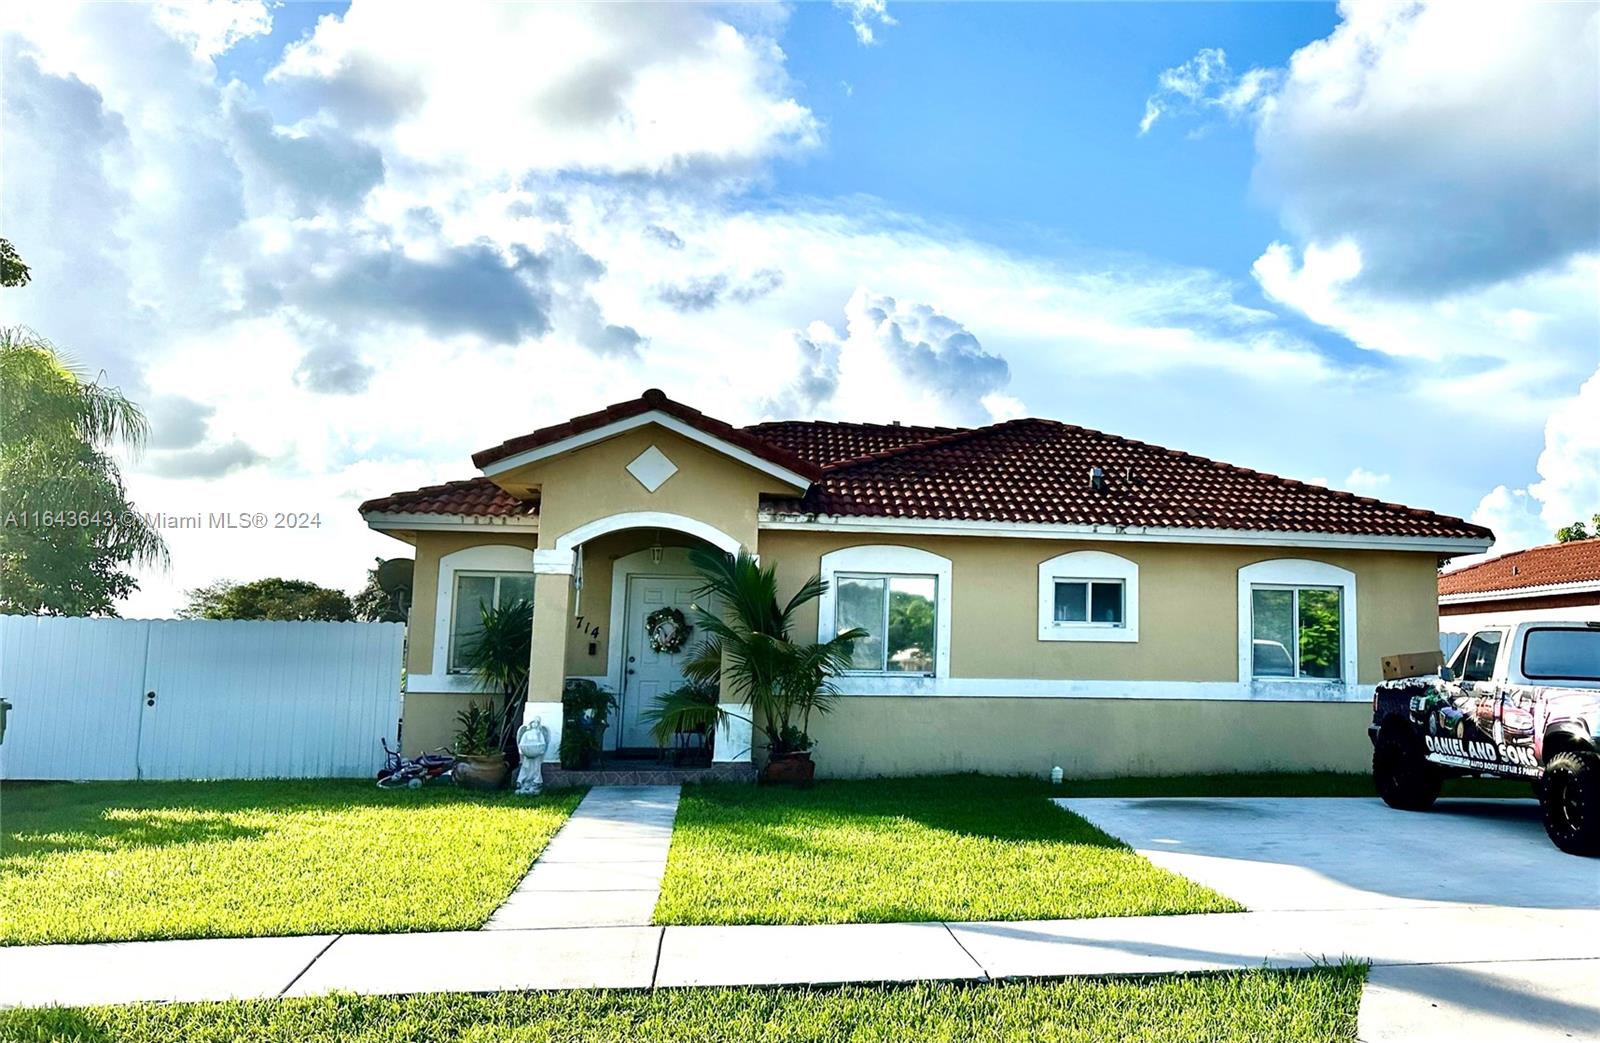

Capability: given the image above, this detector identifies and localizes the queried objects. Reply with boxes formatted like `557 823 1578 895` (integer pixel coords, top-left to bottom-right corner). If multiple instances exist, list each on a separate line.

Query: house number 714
573 615 601 639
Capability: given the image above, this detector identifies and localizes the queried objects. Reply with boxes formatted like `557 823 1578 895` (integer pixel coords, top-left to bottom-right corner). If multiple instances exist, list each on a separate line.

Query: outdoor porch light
650 529 664 565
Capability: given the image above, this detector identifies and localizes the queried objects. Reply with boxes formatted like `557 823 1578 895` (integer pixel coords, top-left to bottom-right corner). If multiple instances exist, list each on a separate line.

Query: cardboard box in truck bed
1381 649 1443 681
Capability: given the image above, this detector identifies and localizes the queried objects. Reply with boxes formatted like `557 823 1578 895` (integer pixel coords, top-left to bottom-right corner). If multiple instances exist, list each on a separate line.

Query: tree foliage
0 239 30 288
887 588 934 668
1295 589 1342 678
180 577 355 621
1555 514 1600 543
0 328 167 615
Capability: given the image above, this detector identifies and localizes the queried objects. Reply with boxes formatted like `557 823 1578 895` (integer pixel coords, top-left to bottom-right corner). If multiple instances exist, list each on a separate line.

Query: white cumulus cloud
1470 369 1600 553
268 2 820 181
834 0 896 46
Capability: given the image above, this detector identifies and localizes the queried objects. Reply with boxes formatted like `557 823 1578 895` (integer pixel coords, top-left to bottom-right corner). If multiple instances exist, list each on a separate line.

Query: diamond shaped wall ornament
627 445 678 492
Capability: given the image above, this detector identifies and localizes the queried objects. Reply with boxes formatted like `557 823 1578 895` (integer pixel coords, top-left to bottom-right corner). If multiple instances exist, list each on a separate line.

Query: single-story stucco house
361 389 1493 779
1440 540 1600 657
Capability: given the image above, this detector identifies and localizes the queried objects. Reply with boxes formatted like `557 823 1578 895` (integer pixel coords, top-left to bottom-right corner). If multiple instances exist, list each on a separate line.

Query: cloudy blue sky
3 1 1597 615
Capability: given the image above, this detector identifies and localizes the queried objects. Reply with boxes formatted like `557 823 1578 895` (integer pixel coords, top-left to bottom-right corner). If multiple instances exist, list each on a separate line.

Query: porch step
542 762 757 788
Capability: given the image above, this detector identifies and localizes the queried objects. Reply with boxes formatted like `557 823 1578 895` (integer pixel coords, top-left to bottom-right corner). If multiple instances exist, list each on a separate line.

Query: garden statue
515 717 549 795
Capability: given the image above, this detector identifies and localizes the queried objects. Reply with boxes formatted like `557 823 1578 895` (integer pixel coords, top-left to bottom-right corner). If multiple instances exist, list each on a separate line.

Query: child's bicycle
376 739 456 789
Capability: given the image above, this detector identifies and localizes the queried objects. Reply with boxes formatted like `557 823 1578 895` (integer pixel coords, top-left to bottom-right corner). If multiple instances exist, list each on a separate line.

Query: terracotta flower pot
453 753 510 791
759 750 815 786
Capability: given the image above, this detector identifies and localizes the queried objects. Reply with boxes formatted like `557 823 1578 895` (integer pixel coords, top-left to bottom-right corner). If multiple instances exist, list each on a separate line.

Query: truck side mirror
1439 666 1454 682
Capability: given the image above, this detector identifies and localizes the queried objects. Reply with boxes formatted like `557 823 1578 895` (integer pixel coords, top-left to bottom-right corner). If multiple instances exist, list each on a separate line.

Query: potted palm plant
456 597 533 773
649 549 863 785
560 678 616 768
452 701 510 790
643 677 719 765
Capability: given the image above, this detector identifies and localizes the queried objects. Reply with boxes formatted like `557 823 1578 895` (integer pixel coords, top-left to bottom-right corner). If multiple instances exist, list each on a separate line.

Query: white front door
619 574 701 749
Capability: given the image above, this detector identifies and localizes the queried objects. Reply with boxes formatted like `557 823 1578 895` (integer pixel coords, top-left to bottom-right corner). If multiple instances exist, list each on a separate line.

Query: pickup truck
1369 620 1600 856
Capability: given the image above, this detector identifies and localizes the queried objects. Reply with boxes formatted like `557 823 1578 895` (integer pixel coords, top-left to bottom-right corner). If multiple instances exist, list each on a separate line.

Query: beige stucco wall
493 424 804 553
806 696 1375 778
400 690 485 757
759 530 1440 686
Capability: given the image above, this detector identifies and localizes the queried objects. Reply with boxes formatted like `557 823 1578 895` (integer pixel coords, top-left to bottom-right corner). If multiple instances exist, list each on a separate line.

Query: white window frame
818 545 952 681
430 545 536 681
834 571 941 676
1037 550 1139 642
448 570 535 673
1237 559 1356 687
1247 584 1344 681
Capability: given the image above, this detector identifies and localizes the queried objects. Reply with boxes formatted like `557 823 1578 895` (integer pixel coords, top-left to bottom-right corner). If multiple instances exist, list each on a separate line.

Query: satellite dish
376 558 414 594
374 558 414 620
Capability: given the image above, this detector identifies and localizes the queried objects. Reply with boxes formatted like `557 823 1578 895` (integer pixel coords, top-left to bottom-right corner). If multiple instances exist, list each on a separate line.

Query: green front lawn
0 780 582 946
0 968 1365 1043
654 776 1240 925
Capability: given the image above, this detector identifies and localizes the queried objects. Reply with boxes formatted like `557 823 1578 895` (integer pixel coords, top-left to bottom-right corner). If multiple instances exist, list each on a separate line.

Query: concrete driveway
1053 797 1594 912
1057 797 1600 1043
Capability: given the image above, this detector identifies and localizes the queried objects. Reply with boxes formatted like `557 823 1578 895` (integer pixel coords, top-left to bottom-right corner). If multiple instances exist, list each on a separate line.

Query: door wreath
644 606 691 654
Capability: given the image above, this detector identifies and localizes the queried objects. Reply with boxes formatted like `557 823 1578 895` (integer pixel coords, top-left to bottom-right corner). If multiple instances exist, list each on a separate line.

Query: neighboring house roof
359 477 535 518
1439 540 1600 599
362 390 1491 544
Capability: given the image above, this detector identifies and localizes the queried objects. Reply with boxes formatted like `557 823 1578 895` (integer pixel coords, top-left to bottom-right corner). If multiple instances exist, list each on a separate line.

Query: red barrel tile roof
470 388 821 480
745 420 962 469
761 418 1489 539
362 391 1490 542
1439 540 1600 596
359 477 535 518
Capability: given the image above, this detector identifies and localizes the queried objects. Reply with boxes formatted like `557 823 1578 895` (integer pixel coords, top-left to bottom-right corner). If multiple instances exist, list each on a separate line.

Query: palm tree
653 548 863 756
0 328 167 615
456 598 533 761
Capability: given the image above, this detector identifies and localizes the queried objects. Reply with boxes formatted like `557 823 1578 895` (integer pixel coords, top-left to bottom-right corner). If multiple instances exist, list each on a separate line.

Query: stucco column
711 555 754 764
523 550 574 758
712 701 754 763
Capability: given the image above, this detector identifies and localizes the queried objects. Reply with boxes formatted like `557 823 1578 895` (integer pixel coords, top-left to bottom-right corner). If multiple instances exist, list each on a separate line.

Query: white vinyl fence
0 616 404 780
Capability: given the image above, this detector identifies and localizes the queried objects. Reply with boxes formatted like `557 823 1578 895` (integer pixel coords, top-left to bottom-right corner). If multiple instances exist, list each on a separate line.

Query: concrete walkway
484 785 679 929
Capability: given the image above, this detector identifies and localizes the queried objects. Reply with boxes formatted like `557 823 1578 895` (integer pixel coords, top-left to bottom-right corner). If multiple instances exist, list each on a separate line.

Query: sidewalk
2 793 1594 1043
3 907 1596 1015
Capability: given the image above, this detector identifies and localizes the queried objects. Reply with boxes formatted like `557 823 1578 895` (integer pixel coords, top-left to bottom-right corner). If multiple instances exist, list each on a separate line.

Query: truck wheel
1541 752 1600 856
1373 727 1441 811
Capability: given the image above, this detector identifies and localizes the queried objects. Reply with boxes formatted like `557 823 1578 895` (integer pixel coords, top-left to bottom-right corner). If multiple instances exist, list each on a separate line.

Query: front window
836 573 937 674
1251 585 1342 680
449 571 534 672
1053 579 1125 627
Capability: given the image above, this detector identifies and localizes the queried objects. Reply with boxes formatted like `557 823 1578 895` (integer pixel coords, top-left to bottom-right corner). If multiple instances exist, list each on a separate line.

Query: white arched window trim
817 544 952 682
1037 550 1140 642
431 544 535 680
1237 558 1357 688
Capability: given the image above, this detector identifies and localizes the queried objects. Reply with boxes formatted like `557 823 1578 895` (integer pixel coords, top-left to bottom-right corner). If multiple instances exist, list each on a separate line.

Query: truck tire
1541 752 1600 856
1373 727 1441 811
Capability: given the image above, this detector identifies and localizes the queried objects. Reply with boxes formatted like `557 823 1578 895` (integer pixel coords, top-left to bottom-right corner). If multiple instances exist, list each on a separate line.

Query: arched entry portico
524 514 753 768
553 511 742 558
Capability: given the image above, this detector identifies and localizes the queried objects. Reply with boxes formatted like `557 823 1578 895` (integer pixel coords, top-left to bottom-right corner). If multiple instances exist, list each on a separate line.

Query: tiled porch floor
541 761 756 787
